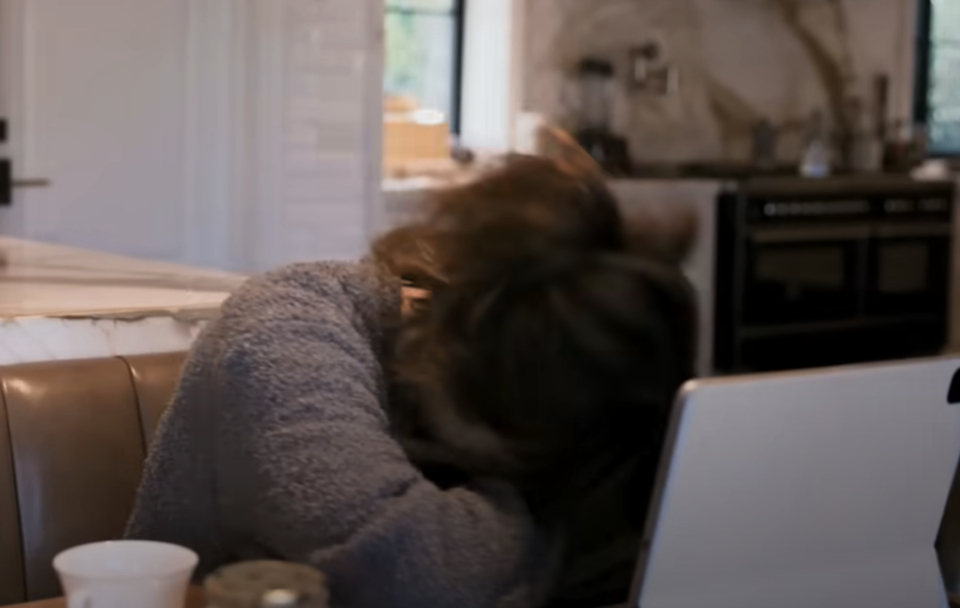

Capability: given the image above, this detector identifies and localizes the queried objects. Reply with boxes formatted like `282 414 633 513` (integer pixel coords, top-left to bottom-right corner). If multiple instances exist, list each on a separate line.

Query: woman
126 152 696 608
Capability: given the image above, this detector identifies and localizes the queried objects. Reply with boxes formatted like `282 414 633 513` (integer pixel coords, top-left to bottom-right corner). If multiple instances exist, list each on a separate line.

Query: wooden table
13 586 204 608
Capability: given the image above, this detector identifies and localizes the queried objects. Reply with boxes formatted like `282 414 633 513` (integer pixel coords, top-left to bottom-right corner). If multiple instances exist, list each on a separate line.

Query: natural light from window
927 0 960 154
383 0 462 178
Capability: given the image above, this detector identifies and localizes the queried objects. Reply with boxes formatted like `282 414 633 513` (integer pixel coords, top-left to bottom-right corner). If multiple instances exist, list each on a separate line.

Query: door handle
0 121 50 189
0 158 52 205
12 178 51 188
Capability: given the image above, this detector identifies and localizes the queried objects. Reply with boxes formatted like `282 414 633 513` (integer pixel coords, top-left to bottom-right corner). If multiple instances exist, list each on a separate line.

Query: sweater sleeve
213 262 557 608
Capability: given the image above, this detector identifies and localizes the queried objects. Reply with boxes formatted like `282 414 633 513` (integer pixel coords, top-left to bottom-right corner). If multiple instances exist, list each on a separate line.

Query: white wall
182 0 247 271
521 0 918 163
0 0 384 273
248 0 384 270
460 0 517 151
2 0 191 260
192 0 386 272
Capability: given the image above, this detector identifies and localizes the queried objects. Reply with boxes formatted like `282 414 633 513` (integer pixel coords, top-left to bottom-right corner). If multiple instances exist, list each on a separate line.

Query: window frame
383 0 467 135
913 0 960 157
914 0 933 149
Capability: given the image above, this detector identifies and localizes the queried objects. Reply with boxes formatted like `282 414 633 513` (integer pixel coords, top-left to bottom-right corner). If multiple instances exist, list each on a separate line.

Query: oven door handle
874 224 952 239
749 226 871 243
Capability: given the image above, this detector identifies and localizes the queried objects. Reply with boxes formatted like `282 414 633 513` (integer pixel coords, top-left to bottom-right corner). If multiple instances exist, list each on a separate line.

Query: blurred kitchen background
1 0 959 376
382 0 946 177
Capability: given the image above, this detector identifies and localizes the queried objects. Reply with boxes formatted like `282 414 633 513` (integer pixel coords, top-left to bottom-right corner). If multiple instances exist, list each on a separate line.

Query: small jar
204 561 329 608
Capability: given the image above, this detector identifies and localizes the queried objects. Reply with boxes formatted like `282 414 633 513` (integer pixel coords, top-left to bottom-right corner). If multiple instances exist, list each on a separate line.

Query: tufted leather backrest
0 384 24 605
0 353 185 604
1 352 960 603
125 352 188 447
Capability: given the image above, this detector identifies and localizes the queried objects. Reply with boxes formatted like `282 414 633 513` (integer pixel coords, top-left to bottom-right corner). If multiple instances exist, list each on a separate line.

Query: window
383 0 465 175
916 0 960 155
384 0 464 131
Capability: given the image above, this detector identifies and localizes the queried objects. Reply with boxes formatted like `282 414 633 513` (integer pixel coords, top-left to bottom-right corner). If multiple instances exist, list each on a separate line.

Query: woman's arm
214 262 557 608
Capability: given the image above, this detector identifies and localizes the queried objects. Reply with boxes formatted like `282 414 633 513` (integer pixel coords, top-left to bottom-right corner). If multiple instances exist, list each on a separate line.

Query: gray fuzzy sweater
125 261 557 608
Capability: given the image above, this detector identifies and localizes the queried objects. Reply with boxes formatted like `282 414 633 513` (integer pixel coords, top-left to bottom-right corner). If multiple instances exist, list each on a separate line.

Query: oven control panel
761 200 871 218
746 195 953 224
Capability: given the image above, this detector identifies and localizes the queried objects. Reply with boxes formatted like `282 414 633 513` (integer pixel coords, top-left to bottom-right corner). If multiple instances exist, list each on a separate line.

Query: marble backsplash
522 0 917 164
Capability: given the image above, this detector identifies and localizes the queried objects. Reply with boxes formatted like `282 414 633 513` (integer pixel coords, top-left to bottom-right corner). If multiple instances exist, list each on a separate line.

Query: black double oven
714 177 955 373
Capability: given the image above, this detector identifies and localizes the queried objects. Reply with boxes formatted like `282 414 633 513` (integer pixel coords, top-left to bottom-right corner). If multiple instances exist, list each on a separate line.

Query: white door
0 0 196 262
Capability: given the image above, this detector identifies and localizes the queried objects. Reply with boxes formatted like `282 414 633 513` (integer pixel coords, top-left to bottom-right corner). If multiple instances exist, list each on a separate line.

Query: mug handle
67 590 90 608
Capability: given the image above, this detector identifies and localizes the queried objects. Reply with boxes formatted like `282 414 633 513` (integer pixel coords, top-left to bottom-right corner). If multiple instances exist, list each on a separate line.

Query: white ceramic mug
53 540 198 608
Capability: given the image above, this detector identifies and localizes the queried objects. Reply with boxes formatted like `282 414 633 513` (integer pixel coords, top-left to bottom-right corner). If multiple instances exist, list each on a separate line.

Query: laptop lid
632 357 960 608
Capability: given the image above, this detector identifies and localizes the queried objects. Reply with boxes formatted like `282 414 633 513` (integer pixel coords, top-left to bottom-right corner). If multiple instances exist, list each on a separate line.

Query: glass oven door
867 224 951 317
742 226 867 326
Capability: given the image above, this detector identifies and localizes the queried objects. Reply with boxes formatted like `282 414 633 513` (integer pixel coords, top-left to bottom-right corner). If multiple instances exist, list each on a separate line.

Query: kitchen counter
382 177 722 376
383 172 960 372
0 238 246 365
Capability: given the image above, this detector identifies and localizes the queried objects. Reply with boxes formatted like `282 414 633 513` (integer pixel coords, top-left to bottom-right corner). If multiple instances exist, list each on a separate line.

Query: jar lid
204 561 328 608
261 588 300 608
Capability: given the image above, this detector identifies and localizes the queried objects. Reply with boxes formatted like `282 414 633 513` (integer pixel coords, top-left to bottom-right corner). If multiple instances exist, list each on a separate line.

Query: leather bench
0 353 185 604
3 352 960 604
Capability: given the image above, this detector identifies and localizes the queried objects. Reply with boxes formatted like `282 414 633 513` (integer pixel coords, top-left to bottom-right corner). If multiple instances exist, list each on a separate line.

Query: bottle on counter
800 110 831 178
848 99 883 173
752 118 778 169
204 561 329 608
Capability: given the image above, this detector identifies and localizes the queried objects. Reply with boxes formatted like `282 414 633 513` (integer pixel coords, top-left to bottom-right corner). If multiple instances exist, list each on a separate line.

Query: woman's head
375 154 697 510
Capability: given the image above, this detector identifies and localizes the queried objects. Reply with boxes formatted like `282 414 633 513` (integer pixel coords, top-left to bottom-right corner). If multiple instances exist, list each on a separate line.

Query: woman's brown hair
375 154 697 521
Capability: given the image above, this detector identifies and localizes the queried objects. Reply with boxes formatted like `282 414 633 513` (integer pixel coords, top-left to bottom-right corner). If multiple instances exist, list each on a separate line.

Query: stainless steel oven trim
739 313 942 339
874 224 953 238
731 197 749 370
749 226 870 243
749 223 952 243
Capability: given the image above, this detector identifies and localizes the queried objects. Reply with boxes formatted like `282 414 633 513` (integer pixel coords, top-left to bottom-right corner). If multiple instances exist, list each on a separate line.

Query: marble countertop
0 238 247 365
0 237 245 319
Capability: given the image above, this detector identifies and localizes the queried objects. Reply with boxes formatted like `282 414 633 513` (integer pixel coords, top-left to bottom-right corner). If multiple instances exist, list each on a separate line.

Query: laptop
629 357 960 608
